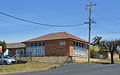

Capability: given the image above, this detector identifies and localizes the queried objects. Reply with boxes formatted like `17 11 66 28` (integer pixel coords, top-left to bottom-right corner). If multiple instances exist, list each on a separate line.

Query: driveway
6 63 120 75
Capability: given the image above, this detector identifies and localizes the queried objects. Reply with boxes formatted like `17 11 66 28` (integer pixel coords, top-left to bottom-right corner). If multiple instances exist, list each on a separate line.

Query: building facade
7 43 25 57
23 32 88 57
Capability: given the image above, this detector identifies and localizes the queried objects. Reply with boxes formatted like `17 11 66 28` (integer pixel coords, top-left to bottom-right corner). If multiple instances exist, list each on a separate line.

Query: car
0 56 17 65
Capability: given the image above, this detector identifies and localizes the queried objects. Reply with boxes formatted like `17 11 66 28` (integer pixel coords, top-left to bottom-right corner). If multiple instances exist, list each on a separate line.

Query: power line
0 11 85 27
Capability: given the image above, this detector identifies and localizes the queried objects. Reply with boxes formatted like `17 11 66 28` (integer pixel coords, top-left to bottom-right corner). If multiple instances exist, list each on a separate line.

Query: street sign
0 46 2 52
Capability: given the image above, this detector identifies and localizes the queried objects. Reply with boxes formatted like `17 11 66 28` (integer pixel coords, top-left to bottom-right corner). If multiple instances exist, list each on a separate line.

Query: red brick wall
69 39 74 56
45 39 70 56
10 49 16 56
44 39 88 57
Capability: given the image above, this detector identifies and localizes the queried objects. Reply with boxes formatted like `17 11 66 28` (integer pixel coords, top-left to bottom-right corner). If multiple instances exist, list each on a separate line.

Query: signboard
0 46 2 52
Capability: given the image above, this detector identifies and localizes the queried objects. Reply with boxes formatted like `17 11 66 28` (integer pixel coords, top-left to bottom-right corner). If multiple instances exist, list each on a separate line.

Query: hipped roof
7 43 25 49
23 32 88 43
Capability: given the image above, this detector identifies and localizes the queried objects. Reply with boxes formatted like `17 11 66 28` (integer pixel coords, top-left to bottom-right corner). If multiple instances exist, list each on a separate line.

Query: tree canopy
99 40 120 64
93 36 102 46
92 36 120 64
0 41 7 55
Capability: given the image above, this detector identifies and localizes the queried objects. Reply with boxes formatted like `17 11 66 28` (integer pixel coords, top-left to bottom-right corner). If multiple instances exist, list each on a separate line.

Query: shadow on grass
75 62 111 64
16 60 28 64
94 62 111 64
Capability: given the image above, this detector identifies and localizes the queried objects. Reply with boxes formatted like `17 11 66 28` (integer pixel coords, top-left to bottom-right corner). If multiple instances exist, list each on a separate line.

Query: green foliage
90 46 100 51
0 52 2 55
99 40 120 64
2 41 7 53
0 41 7 55
93 36 102 46
90 46 99 58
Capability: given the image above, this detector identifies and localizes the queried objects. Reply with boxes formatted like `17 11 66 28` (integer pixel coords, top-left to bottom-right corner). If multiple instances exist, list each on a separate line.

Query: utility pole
85 1 96 64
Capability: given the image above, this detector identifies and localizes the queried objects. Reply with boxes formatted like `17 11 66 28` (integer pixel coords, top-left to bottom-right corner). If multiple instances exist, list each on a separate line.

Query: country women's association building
7 32 88 57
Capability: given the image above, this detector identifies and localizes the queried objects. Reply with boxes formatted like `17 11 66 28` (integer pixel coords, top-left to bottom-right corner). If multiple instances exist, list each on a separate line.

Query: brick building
7 43 25 56
23 32 88 57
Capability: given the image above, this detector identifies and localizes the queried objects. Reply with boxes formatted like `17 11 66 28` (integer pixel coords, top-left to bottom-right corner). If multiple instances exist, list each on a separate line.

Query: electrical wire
0 11 85 27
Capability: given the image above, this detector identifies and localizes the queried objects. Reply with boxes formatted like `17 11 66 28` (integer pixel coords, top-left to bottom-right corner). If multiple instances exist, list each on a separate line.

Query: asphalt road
7 63 120 75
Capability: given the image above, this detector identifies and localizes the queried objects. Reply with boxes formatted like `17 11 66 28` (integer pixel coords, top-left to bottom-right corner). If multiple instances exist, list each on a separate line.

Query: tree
99 40 119 64
92 36 102 59
90 46 99 58
93 36 102 46
2 41 7 54
0 41 7 55
90 49 97 58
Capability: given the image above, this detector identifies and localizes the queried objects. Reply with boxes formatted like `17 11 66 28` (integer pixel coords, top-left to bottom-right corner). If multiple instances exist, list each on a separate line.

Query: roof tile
7 43 25 49
23 32 88 43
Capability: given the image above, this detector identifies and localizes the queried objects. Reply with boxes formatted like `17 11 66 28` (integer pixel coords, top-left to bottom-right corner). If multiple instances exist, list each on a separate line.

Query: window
30 43 33 47
73 41 87 56
26 42 45 57
74 42 76 45
79 43 82 47
20 50 24 55
59 41 66 45
34 43 37 47
84 44 86 48
26 43 29 47
43 42 45 46
81 43 84 47
38 42 41 46
76 42 79 46
3 56 10 59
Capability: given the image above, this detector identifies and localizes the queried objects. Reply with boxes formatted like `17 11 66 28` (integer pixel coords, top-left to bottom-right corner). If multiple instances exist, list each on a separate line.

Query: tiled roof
7 43 25 49
23 32 88 43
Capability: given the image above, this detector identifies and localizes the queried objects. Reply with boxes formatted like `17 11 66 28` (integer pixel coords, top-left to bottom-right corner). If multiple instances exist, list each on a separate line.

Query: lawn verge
75 59 120 64
0 61 59 75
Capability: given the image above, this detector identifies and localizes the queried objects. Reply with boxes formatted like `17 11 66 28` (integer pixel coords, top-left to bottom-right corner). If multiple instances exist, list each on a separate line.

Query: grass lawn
76 59 120 64
0 61 58 74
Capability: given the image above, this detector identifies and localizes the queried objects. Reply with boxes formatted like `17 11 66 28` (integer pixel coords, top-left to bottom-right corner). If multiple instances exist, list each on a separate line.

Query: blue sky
0 0 120 43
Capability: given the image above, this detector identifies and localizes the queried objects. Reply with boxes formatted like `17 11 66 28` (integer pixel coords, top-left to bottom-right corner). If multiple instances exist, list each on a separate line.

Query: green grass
76 62 110 64
76 59 120 64
0 62 58 73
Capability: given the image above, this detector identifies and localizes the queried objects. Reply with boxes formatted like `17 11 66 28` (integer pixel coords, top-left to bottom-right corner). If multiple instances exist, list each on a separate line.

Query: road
7 63 120 75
